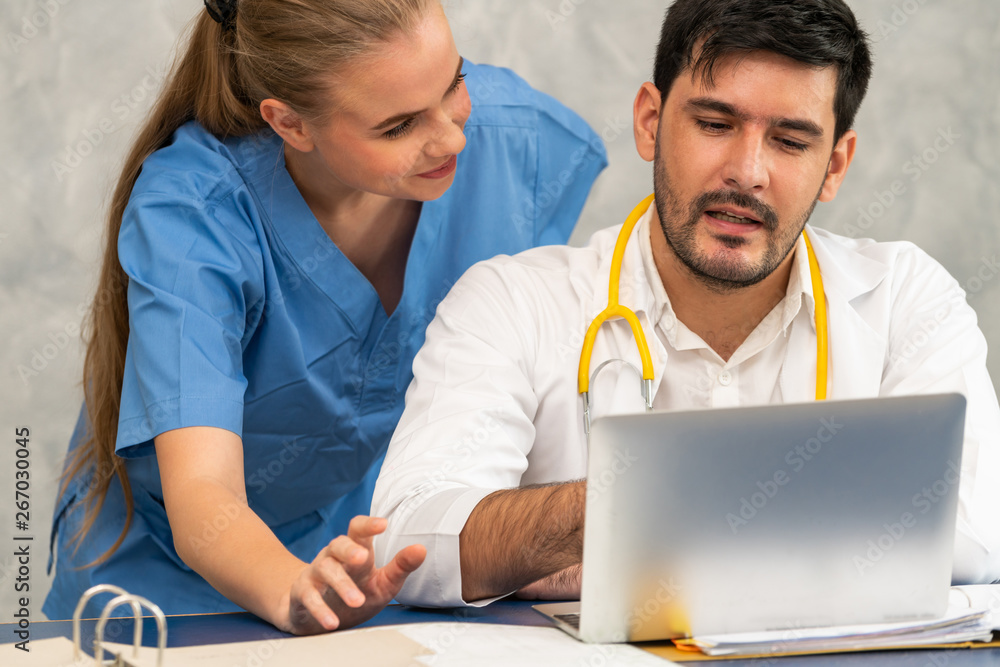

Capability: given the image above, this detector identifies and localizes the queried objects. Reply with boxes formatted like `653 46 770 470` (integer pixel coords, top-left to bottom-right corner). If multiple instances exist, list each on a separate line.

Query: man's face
646 51 848 290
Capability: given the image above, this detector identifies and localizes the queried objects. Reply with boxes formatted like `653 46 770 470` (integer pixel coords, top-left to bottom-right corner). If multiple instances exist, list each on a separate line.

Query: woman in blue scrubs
44 0 605 634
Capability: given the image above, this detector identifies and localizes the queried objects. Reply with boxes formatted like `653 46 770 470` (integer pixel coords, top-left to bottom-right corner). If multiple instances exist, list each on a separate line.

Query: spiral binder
73 584 167 666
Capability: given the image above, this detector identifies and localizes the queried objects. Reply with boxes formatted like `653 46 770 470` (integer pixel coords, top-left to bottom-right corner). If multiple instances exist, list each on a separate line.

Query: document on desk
1 636 91 667
101 623 672 666
669 585 1000 658
100 627 431 666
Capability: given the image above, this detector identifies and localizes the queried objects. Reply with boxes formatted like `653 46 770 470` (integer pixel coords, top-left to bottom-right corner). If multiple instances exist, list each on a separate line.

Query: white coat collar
787 225 893 400
582 206 895 415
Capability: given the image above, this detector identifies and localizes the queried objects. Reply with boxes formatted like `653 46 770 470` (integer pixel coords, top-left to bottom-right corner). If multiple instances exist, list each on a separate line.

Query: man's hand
284 515 426 635
514 563 582 600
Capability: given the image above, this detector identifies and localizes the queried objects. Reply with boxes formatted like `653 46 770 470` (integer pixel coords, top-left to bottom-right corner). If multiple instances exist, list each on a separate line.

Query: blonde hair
67 0 431 565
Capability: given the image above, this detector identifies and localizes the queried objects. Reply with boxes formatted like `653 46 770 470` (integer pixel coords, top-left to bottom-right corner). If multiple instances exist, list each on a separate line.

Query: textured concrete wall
1 0 997 621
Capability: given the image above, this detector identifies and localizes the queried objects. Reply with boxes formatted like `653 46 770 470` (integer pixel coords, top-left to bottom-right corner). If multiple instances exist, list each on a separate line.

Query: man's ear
260 99 314 152
634 81 663 163
818 129 857 202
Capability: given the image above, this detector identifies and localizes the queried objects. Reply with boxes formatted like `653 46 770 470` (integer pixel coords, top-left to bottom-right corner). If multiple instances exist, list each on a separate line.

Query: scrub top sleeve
115 191 265 457
531 97 608 247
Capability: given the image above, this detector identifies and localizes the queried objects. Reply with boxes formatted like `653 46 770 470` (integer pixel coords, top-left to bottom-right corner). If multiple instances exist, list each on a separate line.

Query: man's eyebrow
684 96 825 139
372 56 465 132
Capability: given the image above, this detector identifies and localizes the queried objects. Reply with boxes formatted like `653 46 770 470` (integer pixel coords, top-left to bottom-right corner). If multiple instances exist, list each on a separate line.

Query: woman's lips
417 155 457 179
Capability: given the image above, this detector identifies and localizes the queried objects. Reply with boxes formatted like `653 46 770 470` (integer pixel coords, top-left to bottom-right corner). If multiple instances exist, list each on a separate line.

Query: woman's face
300 5 471 202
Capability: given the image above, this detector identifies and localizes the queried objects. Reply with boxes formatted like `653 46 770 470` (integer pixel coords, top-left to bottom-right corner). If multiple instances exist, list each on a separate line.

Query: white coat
373 208 1000 607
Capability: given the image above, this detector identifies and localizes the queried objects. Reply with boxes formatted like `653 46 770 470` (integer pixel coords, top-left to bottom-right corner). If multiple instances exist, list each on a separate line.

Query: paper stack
675 585 1000 657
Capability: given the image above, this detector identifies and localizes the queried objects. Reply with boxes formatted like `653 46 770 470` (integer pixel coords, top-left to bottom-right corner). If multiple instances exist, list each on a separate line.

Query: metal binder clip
73 585 140 663
72 584 167 667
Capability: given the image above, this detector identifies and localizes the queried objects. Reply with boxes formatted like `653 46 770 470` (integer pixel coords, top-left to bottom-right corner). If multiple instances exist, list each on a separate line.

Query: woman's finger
299 584 340 631
326 535 369 566
316 557 367 608
377 544 427 594
346 515 388 543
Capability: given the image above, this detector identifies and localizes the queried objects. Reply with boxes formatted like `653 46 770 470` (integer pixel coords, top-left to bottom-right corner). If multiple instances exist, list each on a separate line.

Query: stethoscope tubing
578 195 829 433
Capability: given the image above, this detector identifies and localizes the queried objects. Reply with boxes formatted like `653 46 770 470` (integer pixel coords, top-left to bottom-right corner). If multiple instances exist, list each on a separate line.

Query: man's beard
652 144 821 293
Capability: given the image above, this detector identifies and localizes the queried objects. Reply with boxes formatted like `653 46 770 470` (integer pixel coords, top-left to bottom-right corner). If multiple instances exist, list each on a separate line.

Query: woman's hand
513 563 582 601
284 515 426 635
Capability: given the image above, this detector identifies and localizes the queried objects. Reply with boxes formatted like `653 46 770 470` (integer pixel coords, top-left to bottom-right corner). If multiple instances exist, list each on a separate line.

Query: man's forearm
459 480 585 602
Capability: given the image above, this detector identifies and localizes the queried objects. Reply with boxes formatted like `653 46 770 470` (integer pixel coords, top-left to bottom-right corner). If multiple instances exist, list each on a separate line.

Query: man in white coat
371 0 1000 607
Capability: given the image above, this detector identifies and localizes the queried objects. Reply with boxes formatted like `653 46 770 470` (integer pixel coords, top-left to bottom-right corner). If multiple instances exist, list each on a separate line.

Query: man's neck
648 218 794 362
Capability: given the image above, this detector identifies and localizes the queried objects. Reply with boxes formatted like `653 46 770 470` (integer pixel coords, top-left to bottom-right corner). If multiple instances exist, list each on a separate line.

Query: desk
7 602 1000 666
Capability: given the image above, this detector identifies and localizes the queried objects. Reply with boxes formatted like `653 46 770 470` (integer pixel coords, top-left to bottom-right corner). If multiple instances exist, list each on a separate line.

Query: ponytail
66 0 430 565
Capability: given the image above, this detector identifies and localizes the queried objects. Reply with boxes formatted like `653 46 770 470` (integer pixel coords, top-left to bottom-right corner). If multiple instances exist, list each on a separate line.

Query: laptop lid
568 393 965 643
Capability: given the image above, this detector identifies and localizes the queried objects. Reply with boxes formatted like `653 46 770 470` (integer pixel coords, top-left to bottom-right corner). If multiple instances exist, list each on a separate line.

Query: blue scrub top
44 62 607 619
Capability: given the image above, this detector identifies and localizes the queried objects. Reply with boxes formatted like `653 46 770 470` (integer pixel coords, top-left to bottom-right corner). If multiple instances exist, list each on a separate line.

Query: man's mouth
707 210 761 225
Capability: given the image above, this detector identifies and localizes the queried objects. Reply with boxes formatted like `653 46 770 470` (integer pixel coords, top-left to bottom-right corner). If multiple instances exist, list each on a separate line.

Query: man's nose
721 131 769 193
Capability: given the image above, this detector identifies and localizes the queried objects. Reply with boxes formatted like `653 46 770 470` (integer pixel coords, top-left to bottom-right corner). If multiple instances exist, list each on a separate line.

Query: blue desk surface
8 601 1000 666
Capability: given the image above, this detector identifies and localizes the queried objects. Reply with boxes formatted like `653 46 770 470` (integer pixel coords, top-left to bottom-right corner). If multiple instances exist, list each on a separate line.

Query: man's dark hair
653 0 873 143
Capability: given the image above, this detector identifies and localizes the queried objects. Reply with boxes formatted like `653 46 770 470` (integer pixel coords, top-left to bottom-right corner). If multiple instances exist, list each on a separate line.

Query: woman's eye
383 118 415 139
447 73 467 95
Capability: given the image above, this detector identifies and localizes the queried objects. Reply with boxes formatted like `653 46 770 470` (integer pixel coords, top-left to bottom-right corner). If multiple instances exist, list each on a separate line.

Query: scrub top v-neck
44 61 607 619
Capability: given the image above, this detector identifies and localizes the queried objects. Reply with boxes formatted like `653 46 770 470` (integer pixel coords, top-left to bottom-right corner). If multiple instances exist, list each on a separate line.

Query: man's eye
695 119 730 133
778 138 809 152
384 118 415 139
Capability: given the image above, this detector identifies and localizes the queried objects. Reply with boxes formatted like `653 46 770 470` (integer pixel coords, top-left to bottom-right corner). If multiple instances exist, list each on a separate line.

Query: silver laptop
535 393 966 643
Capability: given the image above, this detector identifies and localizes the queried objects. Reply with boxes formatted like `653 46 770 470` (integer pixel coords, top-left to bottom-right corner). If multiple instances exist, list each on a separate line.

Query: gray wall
1 0 997 620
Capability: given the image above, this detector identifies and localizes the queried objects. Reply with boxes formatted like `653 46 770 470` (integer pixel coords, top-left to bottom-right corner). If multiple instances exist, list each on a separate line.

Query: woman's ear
634 82 663 163
818 129 857 202
260 99 314 152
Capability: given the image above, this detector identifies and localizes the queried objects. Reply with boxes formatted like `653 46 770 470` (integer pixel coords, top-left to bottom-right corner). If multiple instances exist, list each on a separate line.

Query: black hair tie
204 0 238 31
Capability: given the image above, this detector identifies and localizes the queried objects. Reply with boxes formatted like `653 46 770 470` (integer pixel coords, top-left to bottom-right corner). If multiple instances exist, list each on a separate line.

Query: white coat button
718 371 732 386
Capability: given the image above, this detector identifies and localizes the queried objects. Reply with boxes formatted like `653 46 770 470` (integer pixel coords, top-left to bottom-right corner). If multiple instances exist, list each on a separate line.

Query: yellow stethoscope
578 193 829 433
